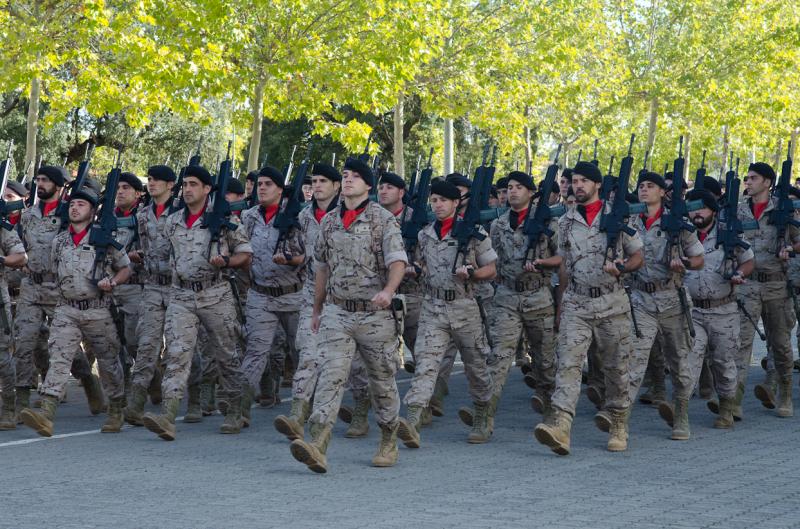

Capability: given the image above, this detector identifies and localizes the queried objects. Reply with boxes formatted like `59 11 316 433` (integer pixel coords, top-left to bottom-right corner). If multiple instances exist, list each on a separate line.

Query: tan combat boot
124 384 148 426
607 409 629 452
220 396 244 434
371 422 399 467
429 377 448 417
19 395 58 437
183 384 203 423
142 397 181 441
344 398 370 438
533 408 572 456
457 406 474 427
670 398 690 440
713 396 735 429
638 367 666 405
593 409 611 433
148 367 163 405
290 421 332 473
657 400 675 428
397 404 423 449
530 393 551 416
200 381 215 416
274 399 309 441
467 401 492 444
754 370 778 410
420 406 433 427
0 389 16 430
776 376 793 418
101 397 126 433
14 387 30 425
239 386 254 428
82 374 106 416
732 382 745 421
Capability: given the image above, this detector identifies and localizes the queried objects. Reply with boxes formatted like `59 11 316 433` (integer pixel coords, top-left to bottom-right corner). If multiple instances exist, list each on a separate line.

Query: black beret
507 170 534 190
686 189 719 212
380 172 406 189
495 177 509 189
148 165 176 183
637 171 666 189
119 172 144 192
258 165 285 188
700 176 722 197
573 161 602 183
489 185 498 198
445 172 472 189
561 168 573 181
246 170 260 182
226 179 245 195
69 186 100 207
789 187 800 200
430 179 462 200
5 181 27 197
83 178 103 195
664 171 674 180
311 163 341 182
343 157 374 187
303 175 312 186
37 165 68 187
184 165 212 186
748 162 776 181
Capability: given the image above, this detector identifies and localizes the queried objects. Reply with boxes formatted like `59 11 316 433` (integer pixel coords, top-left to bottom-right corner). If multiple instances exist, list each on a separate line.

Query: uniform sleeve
736 234 755 265
556 217 569 257
789 223 800 244
0 229 25 256
548 218 559 255
110 245 131 272
681 231 705 258
226 218 253 255
474 227 498 267
314 218 329 264
382 215 408 267
622 229 644 257
285 227 306 257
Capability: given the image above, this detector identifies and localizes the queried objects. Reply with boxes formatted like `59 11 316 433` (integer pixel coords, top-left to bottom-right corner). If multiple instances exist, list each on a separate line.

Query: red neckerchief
263 204 279 224
642 207 663 231
393 206 404 218
341 199 369 230
69 224 89 246
186 208 204 228
42 200 58 217
698 231 708 243
435 216 455 239
753 200 768 220
154 203 167 219
580 200 603 225
314 206 327 223
8 213 19 226
115 207 134 217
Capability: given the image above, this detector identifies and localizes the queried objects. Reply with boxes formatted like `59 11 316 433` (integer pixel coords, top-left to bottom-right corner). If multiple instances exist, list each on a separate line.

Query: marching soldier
288 157 407 473
142 165 252 441
396 178 496 449
534 161 643 455
19 185 130 437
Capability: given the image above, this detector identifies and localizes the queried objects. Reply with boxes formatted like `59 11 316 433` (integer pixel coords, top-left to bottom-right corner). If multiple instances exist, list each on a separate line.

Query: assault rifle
694 150 707 191
401 148 433 253
201 141 237 259
769 141 800 323
591 139 599 167
522 144 561 265
0 141 25 231
451 143 492 273
88 151 125 281
273 143 313 259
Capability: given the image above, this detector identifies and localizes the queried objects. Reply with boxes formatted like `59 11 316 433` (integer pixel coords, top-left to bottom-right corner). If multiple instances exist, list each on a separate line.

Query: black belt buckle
190 281 204 292
643 282 656 294
444 290 456 302
695 299 711 309
32 272 43 284
344 299 357 312
157 275 171 286
514 280 525 293
589 287 602 298
75 299 90 310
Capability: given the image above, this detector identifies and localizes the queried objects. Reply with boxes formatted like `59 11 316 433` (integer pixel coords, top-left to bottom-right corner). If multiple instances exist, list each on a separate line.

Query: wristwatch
222 255 230 267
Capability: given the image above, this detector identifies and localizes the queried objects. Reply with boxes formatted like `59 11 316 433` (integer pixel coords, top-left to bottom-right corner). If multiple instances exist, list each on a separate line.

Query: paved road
2 339 799 529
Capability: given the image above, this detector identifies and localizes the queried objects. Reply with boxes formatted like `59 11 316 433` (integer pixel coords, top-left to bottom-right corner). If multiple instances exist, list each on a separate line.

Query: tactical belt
65 297 110 310
423 285 469 302
30 272 56 285
568 281 621 299
177 278 222 292
501 277 547 293
251 282 302 297
153 274 172 286
753 271 786 283
8 287 19 298
397 282 420 295
329 295 384 312
691 294 735 310
632 278 674 294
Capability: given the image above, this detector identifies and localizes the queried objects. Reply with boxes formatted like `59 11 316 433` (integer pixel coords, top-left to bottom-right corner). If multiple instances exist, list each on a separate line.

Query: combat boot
607 409 629 452
124 384 148 426
101 397 125 433
457 406 474 427
200 382 215 416
371 422 399 467
429 377 448 417
776 376 793 418
638 367 666 405
657 401 674 428
397 405 423 449
0 389 16 430
220 396 244 434
403 359 416 374
259 373 280 408
344 398 370 438
337 405 353 424
183 384 203 423
670 398 690 440
274 399 309 441
142 397 181 441
530 393 551 416
82 374 106 416
467 401 492 444
14 387 30 425
420 406 432 427
19 395 58 437
290 421 333 473
713 396 735 429
148 367 163 405
586 385 603 409
732 382 745 421
754 370 778 409
240 386 254 428
533 409 572 456
459 395 500 432
593 409 611 433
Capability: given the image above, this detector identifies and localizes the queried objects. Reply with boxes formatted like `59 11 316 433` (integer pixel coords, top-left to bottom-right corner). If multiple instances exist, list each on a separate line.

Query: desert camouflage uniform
112 209 143 376
0 229 26 391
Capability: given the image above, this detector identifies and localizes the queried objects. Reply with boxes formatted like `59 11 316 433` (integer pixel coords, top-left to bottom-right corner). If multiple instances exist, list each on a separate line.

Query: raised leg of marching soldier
401 292 422 373
259 329 288 408
340 355 371 437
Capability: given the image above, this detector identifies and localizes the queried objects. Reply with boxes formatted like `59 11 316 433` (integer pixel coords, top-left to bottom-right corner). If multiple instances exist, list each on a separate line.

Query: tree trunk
393 95 404 179
246 78 266 171
774 138 782 168
791 128 799 179
645 97 658 170
24 77 40 178
443 119 454 175
522 106 533 170
719 125 729 180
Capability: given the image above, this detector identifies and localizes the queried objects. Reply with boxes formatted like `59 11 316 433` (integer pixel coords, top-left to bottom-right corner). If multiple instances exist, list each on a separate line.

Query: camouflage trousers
131 284 168 390
404 298 493 407
627 301 695 402
737 284 796 386
113 284 143 361
0 301 13 390
308 303 400 429
402 293 422 355
161 283 244 401
487 295 556 399
690 305 740 399
551 296 632 416
41 304 124 400
291 302 319 402
14 279 93 388
240 289 298 392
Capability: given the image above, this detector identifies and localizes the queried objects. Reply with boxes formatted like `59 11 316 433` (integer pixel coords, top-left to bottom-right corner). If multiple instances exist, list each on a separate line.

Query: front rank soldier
289 157 407 473
534 161 643 455
20 185 131 437
397 178 496 448
684 189 754 428
142 165 252 441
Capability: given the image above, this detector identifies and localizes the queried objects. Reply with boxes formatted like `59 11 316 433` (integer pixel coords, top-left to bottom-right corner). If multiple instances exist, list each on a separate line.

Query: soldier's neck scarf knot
341 199 369 229
68 224 89 246
261 203 279 224
435 216 455 239
751 198 768 220
41 200 58 217
509 208 528 230
641 206 663 230
578 200 602 225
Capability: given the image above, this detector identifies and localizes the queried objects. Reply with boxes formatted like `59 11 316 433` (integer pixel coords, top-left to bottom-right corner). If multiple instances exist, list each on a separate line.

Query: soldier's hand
273 254 288 265
311 311 321 333
209 255 227 268
669 257 686 273
454 265 473 280
524 260 541 273
128 250 143 264
779 246 793 261
98 277 116 292
730 271 745 285
603 261 622 277
371 289 393 309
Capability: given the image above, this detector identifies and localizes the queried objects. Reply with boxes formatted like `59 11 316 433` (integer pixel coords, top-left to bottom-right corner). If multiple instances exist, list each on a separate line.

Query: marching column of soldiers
1 136 799 475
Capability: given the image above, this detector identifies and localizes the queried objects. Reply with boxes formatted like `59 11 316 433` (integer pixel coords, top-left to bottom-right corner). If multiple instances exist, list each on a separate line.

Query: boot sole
523 375 537 390
183 415 203 424
338 406 353 424
776 409 794 418
344 429 368 438
670 432 690 440
593 413 611 433
371 457 398 467
533 425 569 456
397 420 420 449
467 435 489 444
657 403 674 427
429 403 444 417
607 443 628 452
530 396 544 415
100 426 122 433
274 416 303 441
19 410 52 437
754 385 776 409
290 441 327 473
0 423 16 430
403 362 416 374
142 414 176 441
457 408 474 427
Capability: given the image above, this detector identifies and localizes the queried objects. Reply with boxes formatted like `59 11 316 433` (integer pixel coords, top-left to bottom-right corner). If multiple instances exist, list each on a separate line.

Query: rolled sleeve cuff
476 249 498 267
385 251 409 267
233 243 253 254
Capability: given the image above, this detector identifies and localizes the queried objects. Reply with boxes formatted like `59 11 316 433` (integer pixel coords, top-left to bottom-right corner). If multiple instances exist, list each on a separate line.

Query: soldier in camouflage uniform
142 165 252 441
288 158 407 473
736 162 800 419
239 165 305 426
684 189 754 428
124 165 175 425
274 163 340 441
396 178 495 449
19 186 131 437
15 166 104 419
534 161 643 455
